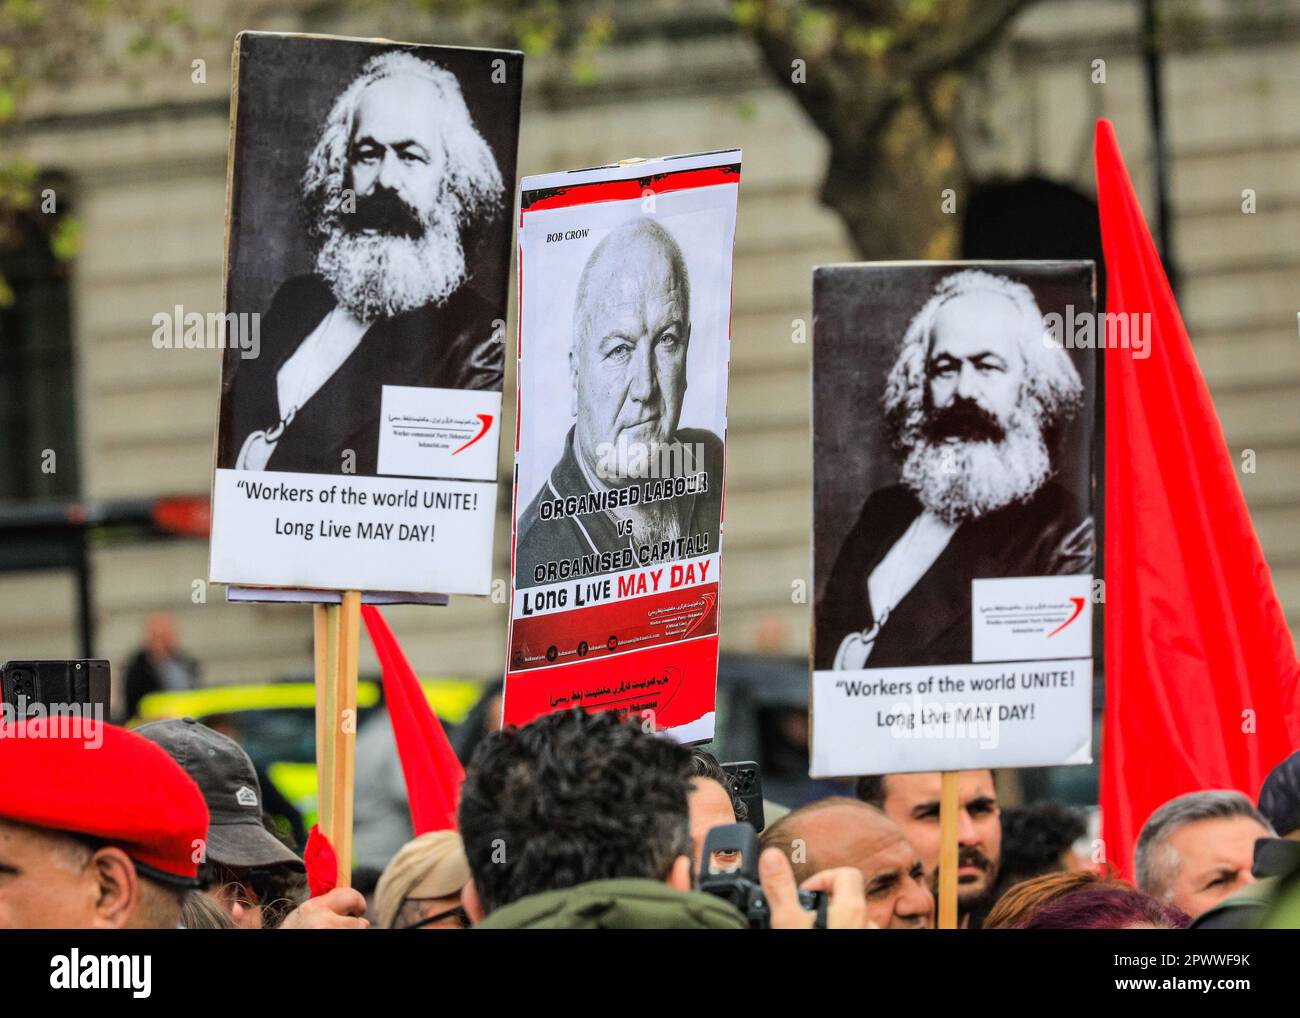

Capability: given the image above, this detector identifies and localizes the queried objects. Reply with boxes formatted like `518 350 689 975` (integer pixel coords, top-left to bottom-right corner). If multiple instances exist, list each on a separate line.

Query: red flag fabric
361 605 465 833
303 824 338 898
1095 118 1300 878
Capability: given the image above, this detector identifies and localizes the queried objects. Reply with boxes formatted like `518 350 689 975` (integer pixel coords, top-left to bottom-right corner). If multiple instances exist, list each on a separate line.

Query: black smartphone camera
697 821 827 929
0 660 111 717
722 759 765 832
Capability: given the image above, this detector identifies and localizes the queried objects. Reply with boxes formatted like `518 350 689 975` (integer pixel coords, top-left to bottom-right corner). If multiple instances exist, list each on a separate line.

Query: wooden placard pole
313 591 361 887
937 770 960 929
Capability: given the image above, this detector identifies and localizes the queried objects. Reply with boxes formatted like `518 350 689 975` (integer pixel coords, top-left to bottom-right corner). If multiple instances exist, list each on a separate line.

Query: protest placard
811 261 1098 776
208 32 522 596
503 151 741 741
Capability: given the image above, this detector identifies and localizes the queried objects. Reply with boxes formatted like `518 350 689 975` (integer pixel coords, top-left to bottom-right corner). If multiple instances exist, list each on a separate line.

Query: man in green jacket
458 708 866 930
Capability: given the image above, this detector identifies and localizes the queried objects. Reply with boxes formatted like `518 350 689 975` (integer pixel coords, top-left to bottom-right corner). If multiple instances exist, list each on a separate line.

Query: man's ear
89 847 140 929
666 854 694 893
462 878 486 925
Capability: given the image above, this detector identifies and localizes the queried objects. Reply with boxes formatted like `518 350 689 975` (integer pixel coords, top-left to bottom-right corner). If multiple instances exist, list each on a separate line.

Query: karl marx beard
893 390 1058 525
314 181 469 322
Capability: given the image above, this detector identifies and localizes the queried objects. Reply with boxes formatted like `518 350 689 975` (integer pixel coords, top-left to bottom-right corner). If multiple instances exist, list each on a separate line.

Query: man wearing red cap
0 719 209 928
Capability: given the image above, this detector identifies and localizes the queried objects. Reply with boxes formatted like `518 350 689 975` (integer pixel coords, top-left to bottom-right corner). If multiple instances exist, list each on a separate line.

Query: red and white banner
504 151 741 741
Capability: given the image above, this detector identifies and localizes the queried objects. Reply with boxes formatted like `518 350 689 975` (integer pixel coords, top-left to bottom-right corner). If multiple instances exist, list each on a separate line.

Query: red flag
1095 119 1300 878
361 605 465 833
303 824 338 898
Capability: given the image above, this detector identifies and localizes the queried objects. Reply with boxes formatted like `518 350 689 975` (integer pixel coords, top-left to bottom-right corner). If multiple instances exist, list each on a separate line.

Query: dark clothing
1194 879 1277 930
1192 839 1300 930
815 481 1092 669
515 426 724 589
121 650 199 722
1260 838 1300 929
1258 749 1300 837
474 878 747 930
1254 836 1300 879
218 274 503 476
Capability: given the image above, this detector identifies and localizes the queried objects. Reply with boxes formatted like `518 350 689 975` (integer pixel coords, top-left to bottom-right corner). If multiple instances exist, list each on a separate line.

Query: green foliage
48 214 79 260
371 0 620 85
725 0 1038 258
0 0 195 280
0 157 37 243
0 0 1035 280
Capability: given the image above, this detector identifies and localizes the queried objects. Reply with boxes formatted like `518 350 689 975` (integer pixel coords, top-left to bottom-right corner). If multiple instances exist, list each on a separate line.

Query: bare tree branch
904 0 1041 82
735 0 1040 258
745 9 854 145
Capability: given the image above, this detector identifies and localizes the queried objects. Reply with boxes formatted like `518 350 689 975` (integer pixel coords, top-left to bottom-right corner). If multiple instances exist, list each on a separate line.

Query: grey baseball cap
137 717 304 872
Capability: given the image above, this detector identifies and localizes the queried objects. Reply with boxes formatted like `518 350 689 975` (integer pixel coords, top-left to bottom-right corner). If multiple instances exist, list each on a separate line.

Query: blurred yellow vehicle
130 677 484 834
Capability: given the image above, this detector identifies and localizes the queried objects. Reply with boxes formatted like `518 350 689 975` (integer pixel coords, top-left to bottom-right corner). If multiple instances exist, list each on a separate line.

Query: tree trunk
821 95 964 262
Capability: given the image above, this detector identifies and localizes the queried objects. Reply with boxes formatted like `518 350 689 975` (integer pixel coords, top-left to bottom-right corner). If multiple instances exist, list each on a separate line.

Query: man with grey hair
816 269 1093 669
515 219 723 588
1135 789 1273 921
225 49 507 476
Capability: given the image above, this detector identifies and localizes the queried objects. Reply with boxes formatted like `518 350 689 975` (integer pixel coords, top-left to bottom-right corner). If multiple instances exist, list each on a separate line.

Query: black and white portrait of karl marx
219 47 515 477
815 268 1094 671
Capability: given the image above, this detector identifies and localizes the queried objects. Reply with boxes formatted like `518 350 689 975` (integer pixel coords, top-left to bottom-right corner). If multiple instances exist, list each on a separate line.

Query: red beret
0 718 209 883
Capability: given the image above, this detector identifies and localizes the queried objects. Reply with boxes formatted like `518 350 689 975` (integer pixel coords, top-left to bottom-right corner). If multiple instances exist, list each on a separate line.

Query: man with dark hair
855 775 887 810
458 709 742 928
856 768 1001 926
976 800 1087 927
761 797 933 929
997 801 1087 887
458 709 867 928
688 747 736 800
688 748 745 873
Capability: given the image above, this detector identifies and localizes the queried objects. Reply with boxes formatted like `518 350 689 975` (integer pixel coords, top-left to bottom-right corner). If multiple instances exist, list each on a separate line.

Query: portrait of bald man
815 267 1093 670
515 219 724 588
760 797 934 929
218 41 519 477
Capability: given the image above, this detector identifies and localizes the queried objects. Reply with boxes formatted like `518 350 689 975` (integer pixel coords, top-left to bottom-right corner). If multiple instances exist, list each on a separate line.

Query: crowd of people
2 702 1299 931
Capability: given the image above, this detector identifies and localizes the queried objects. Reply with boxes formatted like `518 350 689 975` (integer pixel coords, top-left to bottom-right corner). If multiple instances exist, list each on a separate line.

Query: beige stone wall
973 0 1300 636
1 0 1296 693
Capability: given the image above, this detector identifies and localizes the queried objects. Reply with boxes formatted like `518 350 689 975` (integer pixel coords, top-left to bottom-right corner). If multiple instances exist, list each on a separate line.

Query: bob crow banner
810 261 1099 777
208 33 522 596
504 151 741 742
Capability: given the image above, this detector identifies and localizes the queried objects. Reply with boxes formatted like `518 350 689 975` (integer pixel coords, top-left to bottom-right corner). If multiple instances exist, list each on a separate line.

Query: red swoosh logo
452 414 493 455
1047 596 1085 638
683 592 716 637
